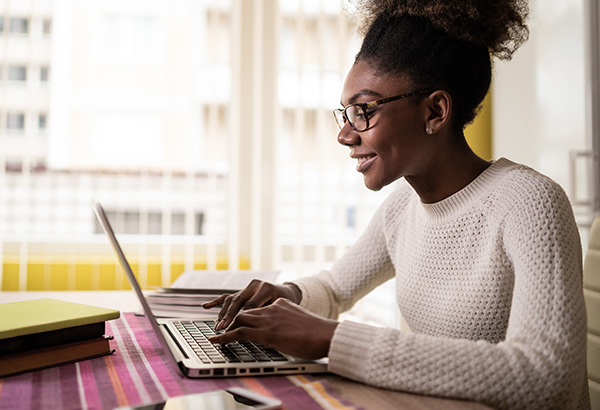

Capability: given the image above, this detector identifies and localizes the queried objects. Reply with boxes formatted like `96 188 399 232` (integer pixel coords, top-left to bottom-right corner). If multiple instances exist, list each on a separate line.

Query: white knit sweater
293 158 590 409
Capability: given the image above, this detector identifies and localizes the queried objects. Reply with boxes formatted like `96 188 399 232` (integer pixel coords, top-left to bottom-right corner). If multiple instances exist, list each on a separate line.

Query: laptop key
253 353 271 362
237 354 256 362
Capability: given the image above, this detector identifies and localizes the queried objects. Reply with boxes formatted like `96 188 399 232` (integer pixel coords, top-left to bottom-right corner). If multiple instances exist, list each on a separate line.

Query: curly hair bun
347 0 529 60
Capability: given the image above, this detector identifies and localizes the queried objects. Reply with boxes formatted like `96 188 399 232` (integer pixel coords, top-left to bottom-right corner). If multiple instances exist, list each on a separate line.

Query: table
0 292 491 410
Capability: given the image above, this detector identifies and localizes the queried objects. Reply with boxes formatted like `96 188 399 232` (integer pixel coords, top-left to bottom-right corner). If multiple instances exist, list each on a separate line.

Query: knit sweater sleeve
326 179 589 409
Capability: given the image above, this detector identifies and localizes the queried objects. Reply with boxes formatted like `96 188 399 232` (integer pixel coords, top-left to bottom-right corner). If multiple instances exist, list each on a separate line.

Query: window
30 160 47 172
148 212 162 235
38 114 47 131
0 1 378 302
96 14 162 65
6 113 25 132
9 17 29 35
42 19 51 35
5 158 23 172
8 65 27 82
40 67 49 82
94 210 204 235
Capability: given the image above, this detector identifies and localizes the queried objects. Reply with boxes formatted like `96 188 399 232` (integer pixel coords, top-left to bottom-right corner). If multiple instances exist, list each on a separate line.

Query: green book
0 298 120 354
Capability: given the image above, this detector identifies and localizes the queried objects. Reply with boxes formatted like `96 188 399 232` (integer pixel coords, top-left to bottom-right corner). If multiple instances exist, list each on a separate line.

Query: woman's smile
353 153 377 172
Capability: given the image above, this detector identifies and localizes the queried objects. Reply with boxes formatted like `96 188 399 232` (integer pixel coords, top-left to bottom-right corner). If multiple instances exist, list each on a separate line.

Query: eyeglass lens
334 105 367 131
345 105 367 131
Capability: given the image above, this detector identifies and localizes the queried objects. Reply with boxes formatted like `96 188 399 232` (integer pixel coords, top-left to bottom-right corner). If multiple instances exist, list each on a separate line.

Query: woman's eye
364 108 377 118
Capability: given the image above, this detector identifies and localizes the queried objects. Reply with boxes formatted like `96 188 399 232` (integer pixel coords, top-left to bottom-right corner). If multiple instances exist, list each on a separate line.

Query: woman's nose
337 124 360 147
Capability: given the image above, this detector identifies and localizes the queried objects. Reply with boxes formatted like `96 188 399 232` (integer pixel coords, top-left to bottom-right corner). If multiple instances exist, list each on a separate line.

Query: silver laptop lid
91 198 186 377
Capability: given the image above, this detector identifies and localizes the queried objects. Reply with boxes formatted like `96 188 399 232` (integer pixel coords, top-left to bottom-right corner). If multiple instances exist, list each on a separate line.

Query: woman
205 1 590 408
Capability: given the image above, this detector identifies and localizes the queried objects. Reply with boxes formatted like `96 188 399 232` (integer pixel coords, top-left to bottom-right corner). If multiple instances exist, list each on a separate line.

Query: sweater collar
415 157 517 222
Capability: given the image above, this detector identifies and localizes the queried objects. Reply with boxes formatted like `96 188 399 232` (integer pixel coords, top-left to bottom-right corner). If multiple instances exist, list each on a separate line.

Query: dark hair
350 0 529 130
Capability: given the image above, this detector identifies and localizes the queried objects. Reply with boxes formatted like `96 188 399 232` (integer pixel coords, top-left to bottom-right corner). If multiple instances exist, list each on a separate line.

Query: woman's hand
202 279 302 331
208 298 338 360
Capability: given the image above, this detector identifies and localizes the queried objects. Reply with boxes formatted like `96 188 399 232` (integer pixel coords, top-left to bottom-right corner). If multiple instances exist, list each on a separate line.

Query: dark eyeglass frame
333 90 432 132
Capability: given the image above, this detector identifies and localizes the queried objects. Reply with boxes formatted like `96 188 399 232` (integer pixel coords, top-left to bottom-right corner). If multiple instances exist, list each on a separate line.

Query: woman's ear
424 90 452 135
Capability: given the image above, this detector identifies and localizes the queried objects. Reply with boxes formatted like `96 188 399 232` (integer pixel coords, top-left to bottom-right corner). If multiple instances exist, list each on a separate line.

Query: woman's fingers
209 309 262 344
216 292 248 330
201 293 230 309
213 280 261 329
200 280 302 331
208 299 339 360
242 282 278 310
200 292 240 330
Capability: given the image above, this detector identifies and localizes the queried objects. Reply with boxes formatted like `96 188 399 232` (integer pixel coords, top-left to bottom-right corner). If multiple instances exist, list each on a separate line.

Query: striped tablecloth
0 313 361 410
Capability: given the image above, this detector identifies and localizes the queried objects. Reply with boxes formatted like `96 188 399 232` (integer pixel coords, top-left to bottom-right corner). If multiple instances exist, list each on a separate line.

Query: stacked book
0 298 120 378
145 270 280 318
145 288 231 318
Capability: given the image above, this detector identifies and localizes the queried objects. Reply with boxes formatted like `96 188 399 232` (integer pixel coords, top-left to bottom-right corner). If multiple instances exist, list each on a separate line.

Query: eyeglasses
332 90 431 132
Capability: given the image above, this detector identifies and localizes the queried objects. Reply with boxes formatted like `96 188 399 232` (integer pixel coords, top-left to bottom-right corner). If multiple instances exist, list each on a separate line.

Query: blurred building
0 0 385 298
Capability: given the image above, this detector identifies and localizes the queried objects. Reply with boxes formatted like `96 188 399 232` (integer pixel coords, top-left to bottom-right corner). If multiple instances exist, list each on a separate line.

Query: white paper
170 270 280 291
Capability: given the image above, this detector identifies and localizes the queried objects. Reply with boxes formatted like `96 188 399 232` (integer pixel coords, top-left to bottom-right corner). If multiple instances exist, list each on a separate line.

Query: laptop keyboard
174 320 288 364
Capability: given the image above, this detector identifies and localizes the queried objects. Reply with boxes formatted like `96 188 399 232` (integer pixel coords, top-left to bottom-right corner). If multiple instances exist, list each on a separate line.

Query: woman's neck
405 143 491 204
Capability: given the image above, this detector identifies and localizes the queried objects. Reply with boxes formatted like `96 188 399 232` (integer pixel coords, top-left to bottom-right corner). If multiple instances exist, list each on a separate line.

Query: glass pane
7 113 25 130
43 19 51 35
40 67 49 82
0 1 234 290
8 65 27 81
9 17 28 34
38 114 47 130
276 0 384 277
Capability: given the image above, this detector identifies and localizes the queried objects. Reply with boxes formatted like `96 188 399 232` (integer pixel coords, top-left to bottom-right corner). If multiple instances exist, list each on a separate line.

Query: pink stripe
0 373 33 409
59 362 80 407
2 373 34 410
39 367 63 409
78 360 101 408
111 315 173 403
105 318 145 404
122 314 186 397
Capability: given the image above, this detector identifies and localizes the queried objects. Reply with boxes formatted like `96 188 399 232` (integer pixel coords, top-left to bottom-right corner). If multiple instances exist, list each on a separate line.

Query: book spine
0 322 107 356
0 336 114 378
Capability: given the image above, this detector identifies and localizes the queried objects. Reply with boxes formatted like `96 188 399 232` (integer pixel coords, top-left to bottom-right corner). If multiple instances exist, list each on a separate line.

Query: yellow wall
1 255 251 291
464 93 493 160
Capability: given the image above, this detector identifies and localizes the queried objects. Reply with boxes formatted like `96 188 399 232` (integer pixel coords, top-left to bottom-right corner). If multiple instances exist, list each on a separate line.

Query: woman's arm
291 188 403 319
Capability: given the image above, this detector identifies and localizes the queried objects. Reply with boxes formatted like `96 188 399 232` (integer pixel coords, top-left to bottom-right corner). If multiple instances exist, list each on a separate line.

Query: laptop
92 198 328 378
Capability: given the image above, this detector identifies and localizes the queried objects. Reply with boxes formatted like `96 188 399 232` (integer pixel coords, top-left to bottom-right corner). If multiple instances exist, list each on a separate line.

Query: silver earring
426 127 433 135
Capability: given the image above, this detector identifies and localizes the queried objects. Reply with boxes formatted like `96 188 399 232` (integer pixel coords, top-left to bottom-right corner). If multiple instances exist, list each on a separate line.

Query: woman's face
337 61 434 191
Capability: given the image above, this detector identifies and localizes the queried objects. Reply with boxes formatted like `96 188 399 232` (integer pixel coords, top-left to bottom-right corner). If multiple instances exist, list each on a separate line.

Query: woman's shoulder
484 158 572 216
488 158 566 195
